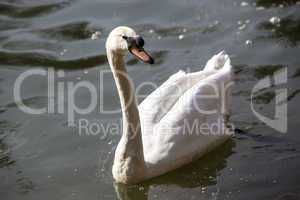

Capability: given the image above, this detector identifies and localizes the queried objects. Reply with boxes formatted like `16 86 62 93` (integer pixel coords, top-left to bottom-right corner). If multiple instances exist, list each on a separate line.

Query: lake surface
1 0 300 199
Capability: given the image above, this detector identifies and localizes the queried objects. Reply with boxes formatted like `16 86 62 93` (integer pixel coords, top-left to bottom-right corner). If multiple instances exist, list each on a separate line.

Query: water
1 0 300 199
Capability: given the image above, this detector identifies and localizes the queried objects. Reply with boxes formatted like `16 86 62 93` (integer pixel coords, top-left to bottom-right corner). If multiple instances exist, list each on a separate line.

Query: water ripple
0 1 71 18
256 0 300 7
258 16 300 47
33 21 97 41
3 40 61 51
0 16 28 31
134 24 218 38
0 50 107 69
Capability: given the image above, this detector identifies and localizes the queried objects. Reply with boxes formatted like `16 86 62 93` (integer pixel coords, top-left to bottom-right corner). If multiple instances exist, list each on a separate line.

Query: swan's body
106 26 234 184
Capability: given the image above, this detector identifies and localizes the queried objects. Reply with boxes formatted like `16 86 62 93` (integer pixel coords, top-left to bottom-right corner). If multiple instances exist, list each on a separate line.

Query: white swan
106 26 234 184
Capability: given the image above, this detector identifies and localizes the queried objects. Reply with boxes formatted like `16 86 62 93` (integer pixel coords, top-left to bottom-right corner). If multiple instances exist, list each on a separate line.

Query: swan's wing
139 51 229 129
143 54 233 168
138 70 187 124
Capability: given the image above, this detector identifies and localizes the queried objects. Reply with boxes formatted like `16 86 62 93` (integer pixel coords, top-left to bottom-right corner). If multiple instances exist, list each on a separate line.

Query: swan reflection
114 139 235 200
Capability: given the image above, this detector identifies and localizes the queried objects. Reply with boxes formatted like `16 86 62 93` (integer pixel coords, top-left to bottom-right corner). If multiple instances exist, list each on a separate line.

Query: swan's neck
107 49 146 183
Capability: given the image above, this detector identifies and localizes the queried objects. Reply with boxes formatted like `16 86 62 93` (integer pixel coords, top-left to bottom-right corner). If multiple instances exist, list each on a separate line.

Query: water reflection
113 140 235 200
253 65 284 79
34 21 95 41
256 0 300 7
0 1 70 18
292 67 300 78
252 91 276 104
0 120 35 194
233 64 289 104
134 24 218 38
0 16 28 31
0 120 18 168
0 138 15 167
0 49 167 69
287 89 300 101
0 138 35 194
234 64 285 82
114 183 149 200
259 16 300 47
3 40 60 51
0 51 107 69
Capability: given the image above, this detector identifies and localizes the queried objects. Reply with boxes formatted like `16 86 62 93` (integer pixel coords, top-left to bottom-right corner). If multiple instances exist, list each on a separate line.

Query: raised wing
139 51 230 133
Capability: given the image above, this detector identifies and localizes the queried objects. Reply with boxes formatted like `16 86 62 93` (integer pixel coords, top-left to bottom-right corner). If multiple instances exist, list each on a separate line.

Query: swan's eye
122 35 128 40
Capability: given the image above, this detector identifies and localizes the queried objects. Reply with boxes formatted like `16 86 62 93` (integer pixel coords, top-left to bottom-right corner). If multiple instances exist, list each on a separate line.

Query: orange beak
130 46 154 64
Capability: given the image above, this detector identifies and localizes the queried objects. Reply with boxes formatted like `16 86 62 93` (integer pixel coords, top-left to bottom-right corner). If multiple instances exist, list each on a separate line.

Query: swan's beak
130 47 155 64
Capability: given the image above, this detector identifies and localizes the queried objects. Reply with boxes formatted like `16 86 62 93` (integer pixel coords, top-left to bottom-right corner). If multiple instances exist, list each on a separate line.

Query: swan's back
138 52 233 178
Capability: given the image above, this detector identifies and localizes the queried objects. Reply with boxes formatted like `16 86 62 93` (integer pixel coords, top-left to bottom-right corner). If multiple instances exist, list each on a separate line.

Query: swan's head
106 26 154 64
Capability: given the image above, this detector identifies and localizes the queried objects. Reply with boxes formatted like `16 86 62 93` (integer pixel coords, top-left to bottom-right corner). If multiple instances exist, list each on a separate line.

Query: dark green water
1 0 300 199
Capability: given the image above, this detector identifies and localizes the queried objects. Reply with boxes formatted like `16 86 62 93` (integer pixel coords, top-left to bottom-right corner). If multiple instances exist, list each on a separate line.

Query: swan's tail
204 51 231 71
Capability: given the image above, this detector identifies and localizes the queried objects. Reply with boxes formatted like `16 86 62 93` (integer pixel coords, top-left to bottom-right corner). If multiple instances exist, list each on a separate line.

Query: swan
105 26 234 184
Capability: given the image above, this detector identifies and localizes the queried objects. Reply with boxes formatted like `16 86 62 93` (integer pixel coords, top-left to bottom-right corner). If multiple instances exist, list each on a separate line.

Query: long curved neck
107 49 145 173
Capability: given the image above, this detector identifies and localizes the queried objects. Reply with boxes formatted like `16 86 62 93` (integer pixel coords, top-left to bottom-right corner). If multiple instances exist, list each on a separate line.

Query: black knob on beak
134 36 144 48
